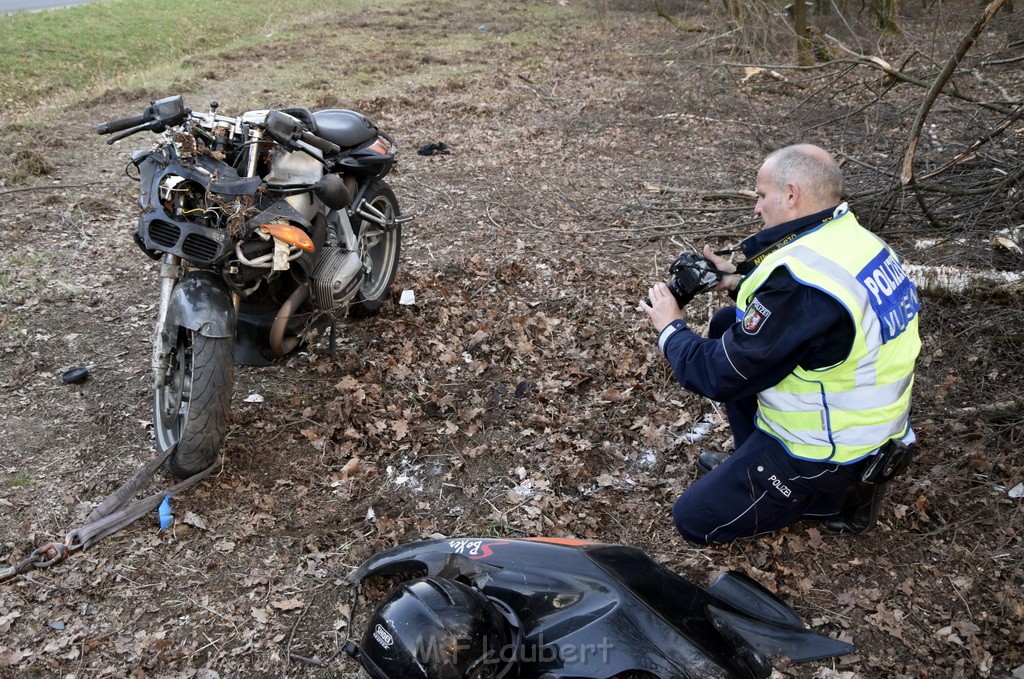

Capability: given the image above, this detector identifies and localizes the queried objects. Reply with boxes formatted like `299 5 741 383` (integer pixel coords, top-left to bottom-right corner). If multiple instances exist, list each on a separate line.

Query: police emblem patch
742 298 771 335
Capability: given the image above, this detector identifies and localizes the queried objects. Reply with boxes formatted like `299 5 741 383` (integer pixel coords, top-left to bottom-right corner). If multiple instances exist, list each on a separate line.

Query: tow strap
0 445 218 583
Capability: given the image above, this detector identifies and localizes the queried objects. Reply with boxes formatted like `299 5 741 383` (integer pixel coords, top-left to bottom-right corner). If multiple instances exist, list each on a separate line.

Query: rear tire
351 178 402 316
154 328 233 477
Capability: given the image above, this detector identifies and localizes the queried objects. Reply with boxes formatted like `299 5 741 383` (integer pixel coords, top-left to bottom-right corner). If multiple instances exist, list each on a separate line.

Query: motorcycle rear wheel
351 178 402 316
154 327 233 477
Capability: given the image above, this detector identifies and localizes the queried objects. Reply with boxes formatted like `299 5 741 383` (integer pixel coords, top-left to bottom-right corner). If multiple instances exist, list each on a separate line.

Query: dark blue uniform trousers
672 307 867 544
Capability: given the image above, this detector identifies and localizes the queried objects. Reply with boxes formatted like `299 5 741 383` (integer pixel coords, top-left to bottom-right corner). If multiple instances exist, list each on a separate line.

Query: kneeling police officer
640 143 921 545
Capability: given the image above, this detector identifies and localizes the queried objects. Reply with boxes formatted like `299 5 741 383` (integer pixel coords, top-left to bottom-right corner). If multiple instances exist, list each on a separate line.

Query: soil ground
1 2 1022 678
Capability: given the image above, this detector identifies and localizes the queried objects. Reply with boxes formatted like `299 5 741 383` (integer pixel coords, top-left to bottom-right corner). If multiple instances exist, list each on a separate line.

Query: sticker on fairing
856 249 920 343
742 298 772 335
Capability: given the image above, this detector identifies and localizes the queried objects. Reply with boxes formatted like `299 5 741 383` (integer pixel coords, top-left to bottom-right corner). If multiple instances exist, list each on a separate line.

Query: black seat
312 109 377 149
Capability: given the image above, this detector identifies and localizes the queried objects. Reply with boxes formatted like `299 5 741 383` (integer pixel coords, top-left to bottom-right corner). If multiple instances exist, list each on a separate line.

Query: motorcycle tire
154 327 233 478
351 178 402 316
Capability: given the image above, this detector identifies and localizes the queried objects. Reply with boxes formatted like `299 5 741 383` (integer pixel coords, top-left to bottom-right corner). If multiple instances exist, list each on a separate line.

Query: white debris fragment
388 461 424 491
680 413 718 443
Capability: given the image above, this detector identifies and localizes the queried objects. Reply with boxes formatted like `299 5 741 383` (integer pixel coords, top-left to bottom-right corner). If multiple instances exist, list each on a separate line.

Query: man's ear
784 182 800 208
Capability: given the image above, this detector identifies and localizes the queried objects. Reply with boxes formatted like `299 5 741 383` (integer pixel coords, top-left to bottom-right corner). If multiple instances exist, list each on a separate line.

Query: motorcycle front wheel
154 327 233 477
351 178 402 316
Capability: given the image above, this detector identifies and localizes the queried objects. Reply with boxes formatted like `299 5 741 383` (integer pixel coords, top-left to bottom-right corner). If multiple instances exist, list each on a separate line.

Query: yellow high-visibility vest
736 208 921 463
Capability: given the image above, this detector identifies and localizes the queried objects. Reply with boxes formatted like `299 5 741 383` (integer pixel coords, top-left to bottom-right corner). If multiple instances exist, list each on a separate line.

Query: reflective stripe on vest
737 210 921 463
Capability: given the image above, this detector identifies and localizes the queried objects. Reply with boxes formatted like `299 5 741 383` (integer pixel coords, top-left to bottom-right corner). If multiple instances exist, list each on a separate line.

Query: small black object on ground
60 367 90 385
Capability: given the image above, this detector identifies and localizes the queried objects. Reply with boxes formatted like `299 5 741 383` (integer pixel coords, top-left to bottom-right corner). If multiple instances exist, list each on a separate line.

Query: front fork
151 255 240 388
152 254 182 388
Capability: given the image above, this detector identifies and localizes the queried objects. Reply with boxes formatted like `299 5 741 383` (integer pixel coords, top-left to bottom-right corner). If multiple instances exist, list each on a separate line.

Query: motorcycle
97 95 409 477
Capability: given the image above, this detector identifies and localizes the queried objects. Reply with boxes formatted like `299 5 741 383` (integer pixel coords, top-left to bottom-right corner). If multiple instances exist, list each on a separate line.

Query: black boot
825 482 887 535
696 451 731 476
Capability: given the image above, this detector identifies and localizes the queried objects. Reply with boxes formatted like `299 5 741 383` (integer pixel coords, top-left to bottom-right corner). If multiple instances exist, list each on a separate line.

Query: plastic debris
416 141 450 156
400 289 416 306
60 367 90 384
158 495 173 531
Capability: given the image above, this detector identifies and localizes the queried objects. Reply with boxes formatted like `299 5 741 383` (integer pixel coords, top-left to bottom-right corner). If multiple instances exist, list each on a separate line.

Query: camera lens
666 277 687 308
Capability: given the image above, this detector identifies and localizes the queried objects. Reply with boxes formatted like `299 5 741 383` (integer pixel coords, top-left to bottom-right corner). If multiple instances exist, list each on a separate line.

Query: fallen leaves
270 598 304 612
868 603 905 639
0 4 1021 679
0 648 32 668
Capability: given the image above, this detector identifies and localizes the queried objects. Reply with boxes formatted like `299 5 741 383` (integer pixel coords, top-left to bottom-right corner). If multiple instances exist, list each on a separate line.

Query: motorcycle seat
312 109 378 150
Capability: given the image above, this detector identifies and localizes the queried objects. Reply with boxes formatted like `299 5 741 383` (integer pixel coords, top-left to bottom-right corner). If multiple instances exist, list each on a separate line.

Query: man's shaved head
763 144 843 210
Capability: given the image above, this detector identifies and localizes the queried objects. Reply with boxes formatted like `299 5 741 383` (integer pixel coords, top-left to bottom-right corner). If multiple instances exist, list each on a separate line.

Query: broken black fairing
347 537 854 679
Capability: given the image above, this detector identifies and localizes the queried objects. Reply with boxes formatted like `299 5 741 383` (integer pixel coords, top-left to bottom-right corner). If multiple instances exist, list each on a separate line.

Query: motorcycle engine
310 247 363 312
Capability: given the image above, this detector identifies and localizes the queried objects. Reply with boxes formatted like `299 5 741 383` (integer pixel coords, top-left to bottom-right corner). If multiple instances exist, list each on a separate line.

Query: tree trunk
792 1 815 66
905 264 1023 298
871 0 901 35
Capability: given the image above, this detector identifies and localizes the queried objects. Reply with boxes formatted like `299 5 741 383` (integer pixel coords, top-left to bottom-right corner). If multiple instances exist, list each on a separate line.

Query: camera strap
733 231 805 276
730 205 847 276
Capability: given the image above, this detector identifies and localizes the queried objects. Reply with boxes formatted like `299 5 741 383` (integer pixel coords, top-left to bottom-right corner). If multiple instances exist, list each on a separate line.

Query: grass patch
4 473 33 488
0 148 55 184
0 250 64 301
0 0 357 114
0 0 580 118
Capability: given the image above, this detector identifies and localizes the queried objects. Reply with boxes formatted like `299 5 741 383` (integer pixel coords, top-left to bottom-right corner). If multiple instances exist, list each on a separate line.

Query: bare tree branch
824 35 1017 115
652 0 706 32
917 104 1024 181
900 0 1013 185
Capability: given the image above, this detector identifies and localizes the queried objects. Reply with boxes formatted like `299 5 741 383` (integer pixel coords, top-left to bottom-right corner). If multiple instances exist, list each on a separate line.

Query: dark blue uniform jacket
657 206 856 402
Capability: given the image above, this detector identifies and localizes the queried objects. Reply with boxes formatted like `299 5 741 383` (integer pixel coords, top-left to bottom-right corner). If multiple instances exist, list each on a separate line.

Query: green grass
4 473 33 488
0 0 576 119
0 0 368 114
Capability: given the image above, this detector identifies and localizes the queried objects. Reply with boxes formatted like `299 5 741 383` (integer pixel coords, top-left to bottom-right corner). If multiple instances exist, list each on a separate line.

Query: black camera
663 252 723 308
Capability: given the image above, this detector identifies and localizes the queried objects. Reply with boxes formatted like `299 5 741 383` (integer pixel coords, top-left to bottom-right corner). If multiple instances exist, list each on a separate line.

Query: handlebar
299 129 341 156
95 95 189 141
95 113 149 135
264 109 340 158
95 98 342 159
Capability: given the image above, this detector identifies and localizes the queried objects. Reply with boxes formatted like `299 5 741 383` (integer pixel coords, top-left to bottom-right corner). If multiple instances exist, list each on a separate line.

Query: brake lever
105 121 159 145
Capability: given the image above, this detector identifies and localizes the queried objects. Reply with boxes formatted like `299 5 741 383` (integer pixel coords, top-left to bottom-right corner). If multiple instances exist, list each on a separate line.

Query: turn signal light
261 223 314 252
368 136 392 155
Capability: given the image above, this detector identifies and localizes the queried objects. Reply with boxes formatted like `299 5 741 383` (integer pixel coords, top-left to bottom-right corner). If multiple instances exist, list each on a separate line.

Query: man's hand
703 244 741 292
639 282 686 333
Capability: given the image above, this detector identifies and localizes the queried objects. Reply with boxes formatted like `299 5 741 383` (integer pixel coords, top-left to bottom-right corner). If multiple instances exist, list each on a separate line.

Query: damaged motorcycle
345 537 855 679
97 95 409 477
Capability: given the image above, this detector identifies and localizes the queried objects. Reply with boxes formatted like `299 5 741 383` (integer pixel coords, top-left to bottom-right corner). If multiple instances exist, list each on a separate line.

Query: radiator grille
182 233 220 263
149 221 180 249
